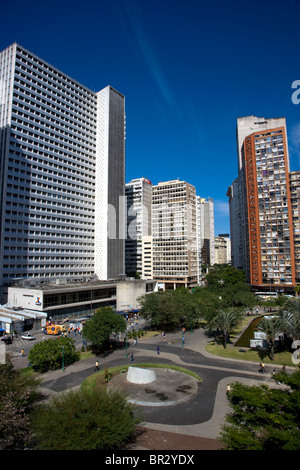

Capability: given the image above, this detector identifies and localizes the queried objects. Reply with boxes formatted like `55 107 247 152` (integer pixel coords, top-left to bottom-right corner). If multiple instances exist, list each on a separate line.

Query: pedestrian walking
226 384 231 394
157 346 160 354
21 348 24 357
130 352 134 362
259 362 265 373
95 360 99 371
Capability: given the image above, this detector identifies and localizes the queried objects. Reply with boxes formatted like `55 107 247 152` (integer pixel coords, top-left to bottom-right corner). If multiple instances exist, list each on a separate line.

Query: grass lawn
206 341 296 367
205 311 298 368
81 363 202 392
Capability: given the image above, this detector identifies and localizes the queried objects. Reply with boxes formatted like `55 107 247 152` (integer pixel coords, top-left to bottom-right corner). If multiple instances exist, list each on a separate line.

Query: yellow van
45 325 62 335
57 324 66 332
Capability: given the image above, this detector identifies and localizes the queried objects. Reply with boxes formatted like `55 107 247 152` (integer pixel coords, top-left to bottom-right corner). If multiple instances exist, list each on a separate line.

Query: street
3 316 148 368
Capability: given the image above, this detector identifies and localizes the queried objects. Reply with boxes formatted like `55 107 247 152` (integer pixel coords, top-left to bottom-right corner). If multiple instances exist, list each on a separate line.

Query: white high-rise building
125 177 152 278
0 43 125 297
152 179 198 289
196 196 215 277
215 234 231 265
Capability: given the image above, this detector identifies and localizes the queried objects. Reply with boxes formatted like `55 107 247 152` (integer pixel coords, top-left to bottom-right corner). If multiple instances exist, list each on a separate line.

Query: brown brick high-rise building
228 116 296 292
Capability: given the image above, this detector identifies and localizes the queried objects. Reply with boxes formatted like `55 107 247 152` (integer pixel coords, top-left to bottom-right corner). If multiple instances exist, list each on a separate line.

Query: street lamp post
125 337 128 358
62 346 65 372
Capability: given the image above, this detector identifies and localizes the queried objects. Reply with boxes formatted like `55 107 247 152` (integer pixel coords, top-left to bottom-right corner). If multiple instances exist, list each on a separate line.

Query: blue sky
1 0 300 235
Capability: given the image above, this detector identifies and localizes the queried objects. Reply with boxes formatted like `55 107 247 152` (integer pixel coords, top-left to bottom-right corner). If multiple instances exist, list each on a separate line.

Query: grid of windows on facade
290 172 300 282
255 130 293 285
43 287 116 308
2 45 98 282
125 179 152 276
152 182 197 279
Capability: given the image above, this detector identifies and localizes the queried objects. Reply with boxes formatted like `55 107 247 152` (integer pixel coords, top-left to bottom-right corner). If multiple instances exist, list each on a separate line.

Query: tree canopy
28 336 77 373
31 386 141 450
208 309 243 348
82 307 127 349
139 288 200 332
138 266 255 331
220 370 300 450
205 265 256 310
0 357 39 449
205 264 247 291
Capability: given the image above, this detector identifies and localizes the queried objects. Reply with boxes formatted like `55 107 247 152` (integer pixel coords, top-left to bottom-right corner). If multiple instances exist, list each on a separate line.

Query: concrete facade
228 116 295 290
0 44 125 301
116 279 157 311
8 280 117 318
289 171 300 283
125 177 152 277
152 180 198 289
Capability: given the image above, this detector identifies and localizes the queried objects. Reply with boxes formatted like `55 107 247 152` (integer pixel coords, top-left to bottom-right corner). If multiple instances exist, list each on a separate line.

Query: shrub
28 336 78 373
0 357 40 449
31 387 141 450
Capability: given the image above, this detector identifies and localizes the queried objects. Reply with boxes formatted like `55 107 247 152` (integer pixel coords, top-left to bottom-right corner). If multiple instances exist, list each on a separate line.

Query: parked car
21 332 36 341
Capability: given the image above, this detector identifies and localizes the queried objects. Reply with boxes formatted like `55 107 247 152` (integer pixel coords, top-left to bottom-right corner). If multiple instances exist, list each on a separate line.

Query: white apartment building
214 234 231 264
152 179 198 289
196 196 215 281
142 235 153 279
125 177 152 278
196 196 215 266
0 43 125 300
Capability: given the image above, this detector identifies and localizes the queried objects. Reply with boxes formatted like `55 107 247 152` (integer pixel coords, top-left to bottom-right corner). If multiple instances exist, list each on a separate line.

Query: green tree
220 370 300 450
0 356 40 449
208 309 243 348
294 285 300 297
82 307 126 349
31 386 141 450
205 264 247 293
191 287 222 323
257 316 283 361
278 311 300 344
221 283 257 310
139 291 182 331
28 336 77 373
281 296 300 316
205 265 257 310
139 289 199 331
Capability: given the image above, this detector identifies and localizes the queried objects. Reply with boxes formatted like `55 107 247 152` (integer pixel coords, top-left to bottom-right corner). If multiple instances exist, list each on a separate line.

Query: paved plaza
7 321 291 450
